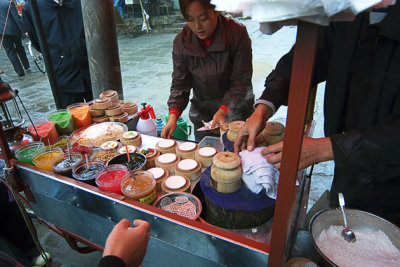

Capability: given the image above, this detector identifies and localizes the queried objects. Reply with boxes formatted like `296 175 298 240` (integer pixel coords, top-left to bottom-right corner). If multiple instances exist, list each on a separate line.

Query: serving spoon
338 193 356 243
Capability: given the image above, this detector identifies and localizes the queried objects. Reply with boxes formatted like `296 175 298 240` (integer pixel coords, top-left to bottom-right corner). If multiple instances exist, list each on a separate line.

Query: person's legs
13 36 30 70
2 36 25 76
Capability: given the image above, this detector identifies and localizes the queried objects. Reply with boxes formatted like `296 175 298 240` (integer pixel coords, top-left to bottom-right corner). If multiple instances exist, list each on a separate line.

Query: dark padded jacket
22 0 91 94
260 3 400 225
168 15 255 131
0 0 23 37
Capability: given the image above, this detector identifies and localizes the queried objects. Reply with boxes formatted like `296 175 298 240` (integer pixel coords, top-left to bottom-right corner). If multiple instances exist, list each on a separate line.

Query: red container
28 121 59 145
95 164 128 195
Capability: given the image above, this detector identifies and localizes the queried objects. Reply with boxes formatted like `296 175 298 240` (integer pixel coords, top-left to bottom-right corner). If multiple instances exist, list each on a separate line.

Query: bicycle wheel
28 42 46 74
34 53 46 74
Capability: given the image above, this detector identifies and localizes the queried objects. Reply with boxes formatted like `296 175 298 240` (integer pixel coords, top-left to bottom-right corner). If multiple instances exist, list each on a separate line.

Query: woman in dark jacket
161 0 254 140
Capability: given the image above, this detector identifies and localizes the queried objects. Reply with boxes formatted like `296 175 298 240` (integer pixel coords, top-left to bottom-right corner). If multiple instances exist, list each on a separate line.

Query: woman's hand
103 219 151 267
261 136 334 170
161 114 178 138
211 109 227 129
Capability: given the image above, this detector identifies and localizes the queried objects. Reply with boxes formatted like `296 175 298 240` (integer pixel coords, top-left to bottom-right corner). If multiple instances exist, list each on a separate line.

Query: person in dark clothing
22 0 93 108
235 3 400 226
98 219 150 267
161 0 254 141
0 0 30 76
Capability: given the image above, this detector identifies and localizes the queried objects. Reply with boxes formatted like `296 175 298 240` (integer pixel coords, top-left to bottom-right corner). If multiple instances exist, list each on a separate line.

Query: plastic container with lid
121 170 156 204
32 147 64 171
15 142 45 165
67 102 93 129
72 159 104 185
47 109 75 136
51 152 83 178
28 121 59 145
96 164 128 195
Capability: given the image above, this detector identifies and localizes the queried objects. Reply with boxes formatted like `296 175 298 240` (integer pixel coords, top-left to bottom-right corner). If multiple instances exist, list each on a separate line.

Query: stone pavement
0 19 333 266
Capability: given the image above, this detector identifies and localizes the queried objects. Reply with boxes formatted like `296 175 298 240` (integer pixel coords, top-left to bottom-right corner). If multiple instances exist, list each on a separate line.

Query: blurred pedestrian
0 0 30 77
22 0 93 108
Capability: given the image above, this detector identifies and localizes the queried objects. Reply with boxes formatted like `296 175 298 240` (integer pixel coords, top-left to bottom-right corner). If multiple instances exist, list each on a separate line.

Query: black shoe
18 73 25 77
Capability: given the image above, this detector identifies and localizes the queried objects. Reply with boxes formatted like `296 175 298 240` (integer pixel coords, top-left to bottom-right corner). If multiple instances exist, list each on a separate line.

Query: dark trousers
2 35 30 76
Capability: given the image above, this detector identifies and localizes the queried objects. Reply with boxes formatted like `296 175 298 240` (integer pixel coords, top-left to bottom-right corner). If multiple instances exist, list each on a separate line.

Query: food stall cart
0 21 319 267
7 0 387 264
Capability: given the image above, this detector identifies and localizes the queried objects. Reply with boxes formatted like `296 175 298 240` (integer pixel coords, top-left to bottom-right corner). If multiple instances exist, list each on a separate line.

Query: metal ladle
338 193 356 243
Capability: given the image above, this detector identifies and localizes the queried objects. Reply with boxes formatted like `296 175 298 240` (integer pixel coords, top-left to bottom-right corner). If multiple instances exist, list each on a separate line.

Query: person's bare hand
234 105 272 154
211 109 227 128
103 219 150 267
161 114 178 139
261 137 334 170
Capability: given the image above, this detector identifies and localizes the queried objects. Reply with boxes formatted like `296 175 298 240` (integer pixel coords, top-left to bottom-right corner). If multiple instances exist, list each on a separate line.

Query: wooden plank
268 21 320 267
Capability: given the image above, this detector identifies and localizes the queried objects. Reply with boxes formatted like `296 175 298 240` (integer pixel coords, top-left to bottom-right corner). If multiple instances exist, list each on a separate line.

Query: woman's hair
179 0 216 20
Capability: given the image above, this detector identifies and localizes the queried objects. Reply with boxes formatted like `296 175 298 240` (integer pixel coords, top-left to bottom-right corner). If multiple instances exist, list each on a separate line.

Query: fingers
261 142 283 156
133 219 151 232
246 132 256 151
115 218 131 230
161 125 172 139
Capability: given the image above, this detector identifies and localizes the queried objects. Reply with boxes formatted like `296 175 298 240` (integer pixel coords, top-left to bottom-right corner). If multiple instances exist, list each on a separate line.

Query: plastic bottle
155 118 165 137
136 103 157 136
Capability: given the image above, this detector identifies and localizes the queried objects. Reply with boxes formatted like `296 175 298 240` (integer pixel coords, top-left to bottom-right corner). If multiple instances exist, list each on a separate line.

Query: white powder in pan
316 225 400 267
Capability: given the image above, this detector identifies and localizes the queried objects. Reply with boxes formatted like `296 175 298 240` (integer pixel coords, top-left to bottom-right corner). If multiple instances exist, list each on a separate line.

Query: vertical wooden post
81 0 124 99
268 21 319 267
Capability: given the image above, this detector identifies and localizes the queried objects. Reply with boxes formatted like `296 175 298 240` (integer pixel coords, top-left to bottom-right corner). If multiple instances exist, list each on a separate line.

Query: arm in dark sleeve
167 36 191 113
258 26 333 110
98 255 126 267
221 26 254 109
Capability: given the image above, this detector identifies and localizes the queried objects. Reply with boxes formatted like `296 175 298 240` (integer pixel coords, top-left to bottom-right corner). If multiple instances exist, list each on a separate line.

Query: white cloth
211 0 396 27
239 147 280 199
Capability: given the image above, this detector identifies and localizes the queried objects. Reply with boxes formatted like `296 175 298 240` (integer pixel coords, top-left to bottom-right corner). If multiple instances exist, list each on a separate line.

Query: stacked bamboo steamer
255 121 285 147
90 90 138 123
210 152 242 193
226 121 245 142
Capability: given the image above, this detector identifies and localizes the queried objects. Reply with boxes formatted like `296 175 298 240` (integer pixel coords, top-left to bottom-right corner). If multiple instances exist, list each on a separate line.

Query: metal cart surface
0 21 320 266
